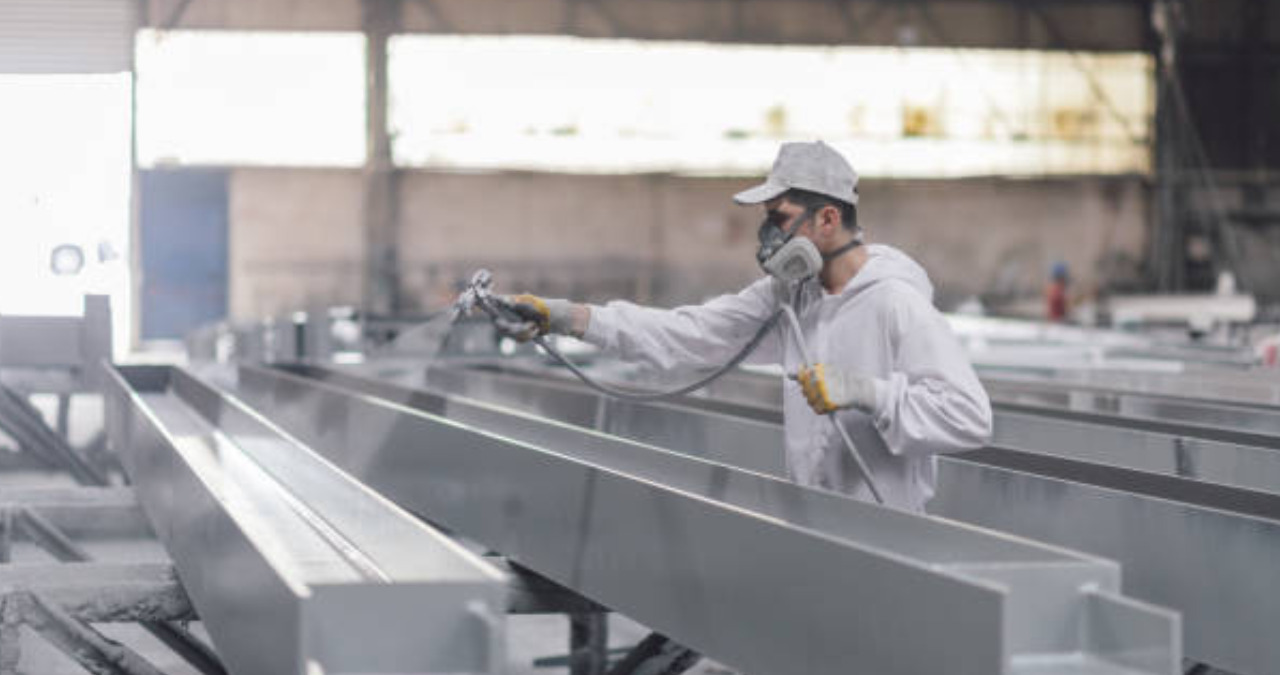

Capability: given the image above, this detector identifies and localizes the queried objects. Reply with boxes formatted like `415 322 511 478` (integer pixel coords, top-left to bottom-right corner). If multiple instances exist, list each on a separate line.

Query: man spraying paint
497 141 992 513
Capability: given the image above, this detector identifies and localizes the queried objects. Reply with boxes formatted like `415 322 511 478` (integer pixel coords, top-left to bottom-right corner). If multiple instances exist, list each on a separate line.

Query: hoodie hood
841 244 934 302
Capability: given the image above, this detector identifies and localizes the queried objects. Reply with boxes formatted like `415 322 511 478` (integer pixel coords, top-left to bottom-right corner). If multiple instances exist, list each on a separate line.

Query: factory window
0 73 133 356
135 30 366 167
389 36 1152 178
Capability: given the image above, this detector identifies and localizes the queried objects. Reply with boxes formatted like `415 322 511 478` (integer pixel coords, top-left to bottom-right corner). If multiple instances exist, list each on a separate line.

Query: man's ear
819 204 840 234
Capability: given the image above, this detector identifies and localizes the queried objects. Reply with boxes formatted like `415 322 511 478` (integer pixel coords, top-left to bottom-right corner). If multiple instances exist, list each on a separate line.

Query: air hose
528 312 781 402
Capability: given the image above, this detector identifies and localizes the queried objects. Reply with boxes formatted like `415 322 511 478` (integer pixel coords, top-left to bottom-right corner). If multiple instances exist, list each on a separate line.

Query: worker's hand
496 294 580 342
796 364 878 415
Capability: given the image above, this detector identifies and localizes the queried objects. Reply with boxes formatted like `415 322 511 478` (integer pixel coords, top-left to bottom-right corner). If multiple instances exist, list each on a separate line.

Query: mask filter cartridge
760 237 823 283
756 206 823 283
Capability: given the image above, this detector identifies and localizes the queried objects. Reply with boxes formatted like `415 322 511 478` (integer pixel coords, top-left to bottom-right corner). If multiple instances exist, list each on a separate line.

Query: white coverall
582 244 993 513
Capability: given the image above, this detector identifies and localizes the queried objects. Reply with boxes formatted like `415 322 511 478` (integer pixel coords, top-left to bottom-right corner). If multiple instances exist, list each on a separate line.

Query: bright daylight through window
134 31 1152 177
389 36 1153 177
0 73 132 356
135 30 366 168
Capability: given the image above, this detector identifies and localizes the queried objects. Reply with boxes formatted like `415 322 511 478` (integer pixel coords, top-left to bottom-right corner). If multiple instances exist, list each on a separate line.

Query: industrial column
1150 0 1186 291
362 0 402 316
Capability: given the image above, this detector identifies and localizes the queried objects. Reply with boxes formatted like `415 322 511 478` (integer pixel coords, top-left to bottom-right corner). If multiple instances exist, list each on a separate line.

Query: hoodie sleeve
868 284 993 458
581 277 783 372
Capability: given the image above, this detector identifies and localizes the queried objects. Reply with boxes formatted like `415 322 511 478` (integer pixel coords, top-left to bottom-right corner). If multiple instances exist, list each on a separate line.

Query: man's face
762 198 815 241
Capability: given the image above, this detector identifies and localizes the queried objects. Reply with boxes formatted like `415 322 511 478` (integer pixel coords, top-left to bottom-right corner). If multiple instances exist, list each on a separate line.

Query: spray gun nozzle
451 268 497 322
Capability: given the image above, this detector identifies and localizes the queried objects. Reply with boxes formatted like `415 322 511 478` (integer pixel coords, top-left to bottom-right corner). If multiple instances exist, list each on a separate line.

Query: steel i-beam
231 363 1179 675
411 362 1277 675
982 377 1280 440
102 365 505 675
627 366 1280 500
981 369 1280 408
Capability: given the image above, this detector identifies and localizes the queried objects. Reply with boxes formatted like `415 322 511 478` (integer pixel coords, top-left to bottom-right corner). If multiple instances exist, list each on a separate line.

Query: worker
1045 261 1070 322
500 141 992 513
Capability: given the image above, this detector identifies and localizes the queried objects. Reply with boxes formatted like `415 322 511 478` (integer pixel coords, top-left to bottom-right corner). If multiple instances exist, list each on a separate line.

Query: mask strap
822 237 862 262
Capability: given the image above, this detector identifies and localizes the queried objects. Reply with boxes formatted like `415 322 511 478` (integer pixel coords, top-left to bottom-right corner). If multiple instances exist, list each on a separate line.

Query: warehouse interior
1 0 1279 673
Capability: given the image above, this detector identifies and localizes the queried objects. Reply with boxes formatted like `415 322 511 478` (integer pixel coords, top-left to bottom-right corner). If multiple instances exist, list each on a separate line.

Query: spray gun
453 268 885 505
451 269 497 322
452 269 538 338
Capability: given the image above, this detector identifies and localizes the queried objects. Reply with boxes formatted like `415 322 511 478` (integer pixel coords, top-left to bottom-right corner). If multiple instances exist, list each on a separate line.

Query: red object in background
1046 280 1068 322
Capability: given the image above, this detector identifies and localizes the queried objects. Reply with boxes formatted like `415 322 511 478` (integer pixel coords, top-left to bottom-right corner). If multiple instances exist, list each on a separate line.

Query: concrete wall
226 167 1148 320
229 168 363 319
865 177 1149 306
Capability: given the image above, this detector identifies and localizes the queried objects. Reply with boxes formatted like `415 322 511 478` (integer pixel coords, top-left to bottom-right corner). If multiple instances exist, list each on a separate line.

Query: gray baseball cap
733 140 859 206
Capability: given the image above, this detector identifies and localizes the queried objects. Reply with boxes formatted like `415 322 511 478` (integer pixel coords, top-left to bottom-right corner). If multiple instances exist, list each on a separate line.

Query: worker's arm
578 277 784 372
867 286 993 457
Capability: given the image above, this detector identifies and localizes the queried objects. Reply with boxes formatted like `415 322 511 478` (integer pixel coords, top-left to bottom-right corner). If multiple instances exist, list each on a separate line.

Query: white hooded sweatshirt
582 244 993 513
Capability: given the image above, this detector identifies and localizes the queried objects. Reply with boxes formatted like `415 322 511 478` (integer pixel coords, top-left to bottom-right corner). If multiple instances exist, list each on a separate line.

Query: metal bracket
607 633 700 675
0 563 199 675
4 504 225 675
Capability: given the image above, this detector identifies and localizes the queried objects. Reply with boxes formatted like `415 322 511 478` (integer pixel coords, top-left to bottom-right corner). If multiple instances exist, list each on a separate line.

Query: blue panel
139 169 229 340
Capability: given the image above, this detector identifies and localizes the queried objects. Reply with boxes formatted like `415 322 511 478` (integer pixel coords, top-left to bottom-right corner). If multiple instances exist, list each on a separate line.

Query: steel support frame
0 295 113 392
405 362 1279 675
0 562 196 675
0 488 150 541
0 384 107 485
0 488 219 673
2 493 224 675
15 592 166 675
233 363 1179 675
102 365 506 675
569 612 609 675
605 633 699 675
488 556 611 675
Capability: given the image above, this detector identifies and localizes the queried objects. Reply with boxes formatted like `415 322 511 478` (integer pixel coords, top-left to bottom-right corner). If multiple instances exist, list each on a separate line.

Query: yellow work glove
796 363 878 415
498 294 575 342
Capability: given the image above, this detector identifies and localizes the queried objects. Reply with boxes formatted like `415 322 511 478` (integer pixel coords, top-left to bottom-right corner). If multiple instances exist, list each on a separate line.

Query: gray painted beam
102 365 505 675
982 376 1280 440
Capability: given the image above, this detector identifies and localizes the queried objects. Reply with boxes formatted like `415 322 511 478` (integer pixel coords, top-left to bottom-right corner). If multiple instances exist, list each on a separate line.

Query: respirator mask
756 206 823 283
